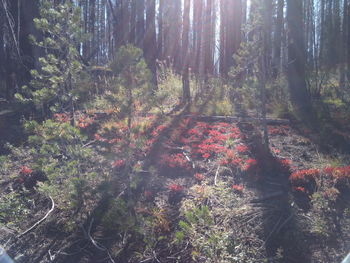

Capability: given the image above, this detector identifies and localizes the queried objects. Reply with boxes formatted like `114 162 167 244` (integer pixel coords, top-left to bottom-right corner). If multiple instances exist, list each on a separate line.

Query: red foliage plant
243 159 258 172
236 145 249 153
176 122 244 163
160 153 191 170
151 125 167 137
326 166 350 177
271 147 281 154
278 158 292 169
294 186 307 193
220 150 243 167
112 160 126 168
194 173 205 181
168 183 183 192
144 191 153 200
290 166 350 197
289 169 320 185
77 114 95 129
94 133 108 142
20 166 33 175
232 184 244 192
324 166 350 184
54 113 70 123
268 125 289 136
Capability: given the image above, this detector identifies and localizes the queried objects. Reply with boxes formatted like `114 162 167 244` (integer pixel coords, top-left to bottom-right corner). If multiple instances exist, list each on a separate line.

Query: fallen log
186 115 290 125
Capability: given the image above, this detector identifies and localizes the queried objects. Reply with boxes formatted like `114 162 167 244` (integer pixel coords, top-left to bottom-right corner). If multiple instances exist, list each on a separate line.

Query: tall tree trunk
90 0 96 62
136 0 145 48
286 0 313 117
340 0 348 87
0 0 40 100
204 0 214 76
181 0 191 102
144 0 157 86
272 0 284 78
182 0 191 71
219 0 226 75
158 0 164 60
193 0 203 74
223 0 242 76
347 1 350 81
130 0 136 45
167 0 181 70
121 0 130 45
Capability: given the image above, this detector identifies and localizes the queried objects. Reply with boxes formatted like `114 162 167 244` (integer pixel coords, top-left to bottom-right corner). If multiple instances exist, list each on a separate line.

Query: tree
272 0 284 78
181 0 191 102
16 0 84 117
136 0 145 48
219 0 226 75
110 44 152 204
204 0 214 76
144 0 157 85
0 0 40 101
164 0 181 70
193 0 203 74
286 0 313 117
220 0 243 76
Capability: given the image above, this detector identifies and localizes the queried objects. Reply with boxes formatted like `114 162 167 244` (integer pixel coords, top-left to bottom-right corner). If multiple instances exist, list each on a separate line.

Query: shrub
16 0 86 114
20 119 109 208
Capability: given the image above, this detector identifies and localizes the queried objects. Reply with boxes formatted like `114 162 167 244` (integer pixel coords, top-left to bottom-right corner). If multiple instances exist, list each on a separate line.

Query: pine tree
16 0 85 117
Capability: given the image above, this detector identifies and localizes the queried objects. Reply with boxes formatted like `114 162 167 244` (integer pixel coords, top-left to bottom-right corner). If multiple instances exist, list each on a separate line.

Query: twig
214 166 221 186
17 196 55 238
82 140 96 148
87 219 106 251
84 218 116 263
153 251 161 263
139 258 153 263
182 151 195 170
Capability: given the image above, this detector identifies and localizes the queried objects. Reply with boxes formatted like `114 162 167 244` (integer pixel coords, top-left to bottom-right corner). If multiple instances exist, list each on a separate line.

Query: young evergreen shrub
16 0 86 114
21 119 108 208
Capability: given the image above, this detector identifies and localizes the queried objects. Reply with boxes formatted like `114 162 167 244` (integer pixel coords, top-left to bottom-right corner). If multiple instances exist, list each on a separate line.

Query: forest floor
1 96 350 263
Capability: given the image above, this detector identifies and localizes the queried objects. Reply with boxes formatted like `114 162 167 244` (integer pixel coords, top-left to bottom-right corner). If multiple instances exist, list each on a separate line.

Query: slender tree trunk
204 0 214 76
219 0 226 75
340 0 348 87
144 0 157 86
272 0 284 78
347 1 350 82
182 0 190 71
130 0 136 45
121 0 130 45
181 0 191 102
158 0 164 60
136 0 145 48
193 0 203 74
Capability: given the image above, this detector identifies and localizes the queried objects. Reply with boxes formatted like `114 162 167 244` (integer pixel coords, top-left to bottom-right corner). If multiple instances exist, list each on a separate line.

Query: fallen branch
187 115 290 125
17 196 55 238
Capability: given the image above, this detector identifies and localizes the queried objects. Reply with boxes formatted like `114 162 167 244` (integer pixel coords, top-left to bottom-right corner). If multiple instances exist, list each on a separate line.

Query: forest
1 0 350 262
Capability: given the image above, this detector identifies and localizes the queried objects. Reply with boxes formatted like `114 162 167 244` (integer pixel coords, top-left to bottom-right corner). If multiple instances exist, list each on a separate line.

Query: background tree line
1 0 350 113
